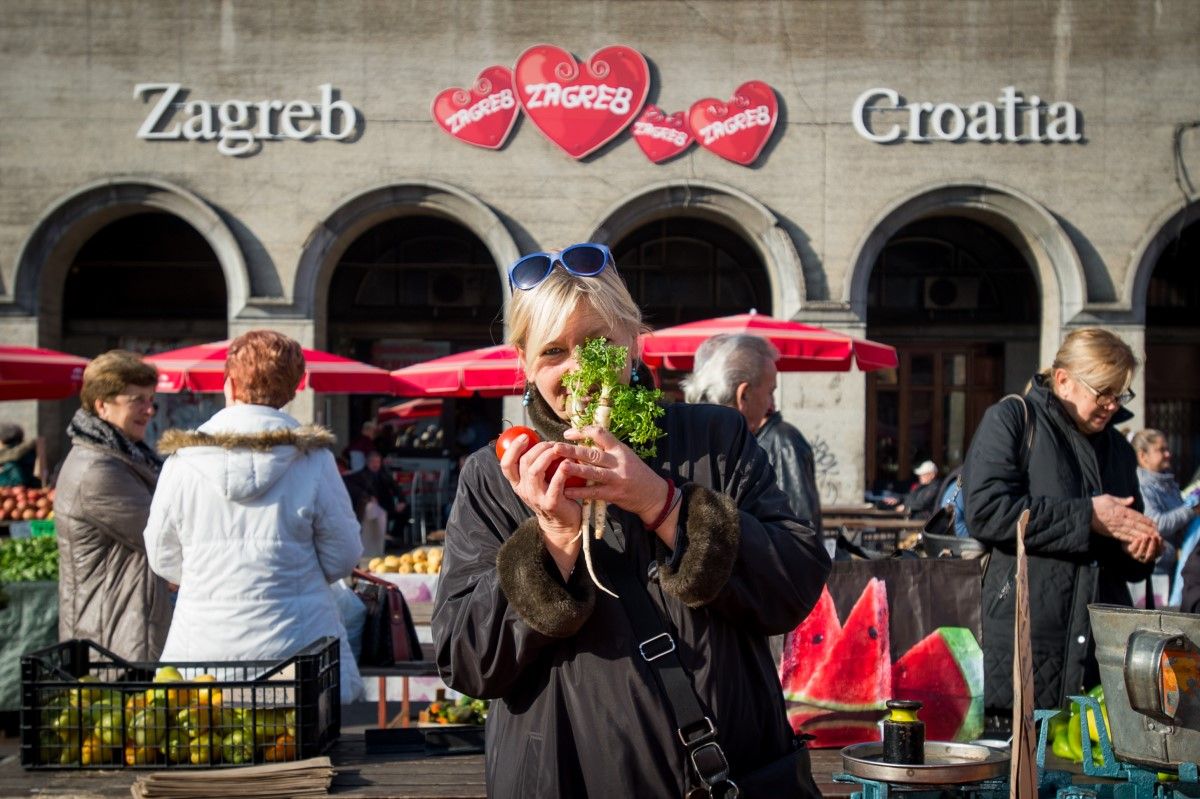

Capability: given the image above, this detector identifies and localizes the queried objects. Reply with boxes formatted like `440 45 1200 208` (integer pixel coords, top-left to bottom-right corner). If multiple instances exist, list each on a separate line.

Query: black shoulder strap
1001 393 1036 474
594 537 735 797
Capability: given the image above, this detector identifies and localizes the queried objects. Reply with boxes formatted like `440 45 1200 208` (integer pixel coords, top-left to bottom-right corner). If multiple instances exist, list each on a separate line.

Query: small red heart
688 80 779 166
431 65 519 150
632 105 693 163
514 43 649 159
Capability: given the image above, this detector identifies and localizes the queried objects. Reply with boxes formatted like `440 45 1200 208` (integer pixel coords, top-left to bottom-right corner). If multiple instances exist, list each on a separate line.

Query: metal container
1088 604 1200 770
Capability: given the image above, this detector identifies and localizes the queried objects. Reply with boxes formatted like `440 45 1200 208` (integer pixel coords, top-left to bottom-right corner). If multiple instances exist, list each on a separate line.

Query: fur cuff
658 484 740 607
496 517 595 638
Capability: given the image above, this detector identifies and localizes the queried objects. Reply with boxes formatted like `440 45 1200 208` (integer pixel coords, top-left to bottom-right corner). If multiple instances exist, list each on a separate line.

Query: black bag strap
594 536 737 798
1000 393 1036 475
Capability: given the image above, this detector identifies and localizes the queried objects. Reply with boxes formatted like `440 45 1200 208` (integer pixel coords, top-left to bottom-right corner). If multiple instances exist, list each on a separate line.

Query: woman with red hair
145 330 364 700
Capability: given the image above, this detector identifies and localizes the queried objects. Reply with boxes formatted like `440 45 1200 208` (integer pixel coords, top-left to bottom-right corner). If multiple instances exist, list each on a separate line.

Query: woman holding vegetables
432 243 829 798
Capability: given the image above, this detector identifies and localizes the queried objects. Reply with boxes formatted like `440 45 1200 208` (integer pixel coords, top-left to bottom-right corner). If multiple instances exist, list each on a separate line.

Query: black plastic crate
20 637 340 769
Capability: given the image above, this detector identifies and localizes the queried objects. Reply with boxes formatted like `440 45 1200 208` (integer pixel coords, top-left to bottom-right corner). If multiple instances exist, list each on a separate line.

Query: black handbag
353 568 423 666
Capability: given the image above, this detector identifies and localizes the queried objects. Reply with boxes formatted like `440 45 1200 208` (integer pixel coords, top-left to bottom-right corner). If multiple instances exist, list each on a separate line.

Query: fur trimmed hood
157 425 335 455
157 405 336 502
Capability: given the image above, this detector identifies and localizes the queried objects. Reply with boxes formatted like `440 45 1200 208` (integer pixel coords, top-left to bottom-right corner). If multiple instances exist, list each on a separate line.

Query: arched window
612 218 769 327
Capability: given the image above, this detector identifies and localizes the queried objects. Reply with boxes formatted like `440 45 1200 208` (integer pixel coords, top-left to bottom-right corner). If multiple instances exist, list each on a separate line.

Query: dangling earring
630 361 641 386
523 385 533 406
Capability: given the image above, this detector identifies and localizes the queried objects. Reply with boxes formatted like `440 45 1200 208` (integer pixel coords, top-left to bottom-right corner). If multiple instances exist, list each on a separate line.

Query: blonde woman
963 328 1161 724
433 244 827 798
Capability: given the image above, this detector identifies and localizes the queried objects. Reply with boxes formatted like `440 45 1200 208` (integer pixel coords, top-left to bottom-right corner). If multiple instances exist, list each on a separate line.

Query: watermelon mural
779 578 983 748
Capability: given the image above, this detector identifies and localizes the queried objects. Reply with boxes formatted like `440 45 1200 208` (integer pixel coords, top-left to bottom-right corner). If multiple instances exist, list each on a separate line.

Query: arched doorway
62 212 228 446
611 217 770 398
1143 218 1200 481
326 215 505 463
866 216 1040 492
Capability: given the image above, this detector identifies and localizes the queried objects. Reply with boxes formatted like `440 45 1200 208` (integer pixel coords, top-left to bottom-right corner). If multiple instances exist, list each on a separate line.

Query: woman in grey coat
1133 428 1200 607
433 246 829 798
55 350 172 662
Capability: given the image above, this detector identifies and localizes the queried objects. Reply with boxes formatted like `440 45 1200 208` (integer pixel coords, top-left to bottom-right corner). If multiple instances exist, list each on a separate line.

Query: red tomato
495 426 586 487
495 426 540 459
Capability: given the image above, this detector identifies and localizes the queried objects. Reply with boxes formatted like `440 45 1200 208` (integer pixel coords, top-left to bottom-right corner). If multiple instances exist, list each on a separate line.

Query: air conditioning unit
923 276 980 310
426 272 485 307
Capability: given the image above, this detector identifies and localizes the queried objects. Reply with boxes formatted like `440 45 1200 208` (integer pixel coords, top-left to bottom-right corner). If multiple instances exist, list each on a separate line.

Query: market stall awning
145 341 395 394
390 344 525 397
0 345 89 401
377 397 443 424
638 312 898 372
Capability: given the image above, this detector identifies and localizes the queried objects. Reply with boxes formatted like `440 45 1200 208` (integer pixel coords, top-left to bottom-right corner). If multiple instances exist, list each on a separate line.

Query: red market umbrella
390 344 526 397
145 341 395 394
638 312 898 372
377 397 443 424
0 345 89 401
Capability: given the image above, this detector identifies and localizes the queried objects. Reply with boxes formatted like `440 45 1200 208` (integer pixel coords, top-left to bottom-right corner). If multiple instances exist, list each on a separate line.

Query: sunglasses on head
507 242 613 290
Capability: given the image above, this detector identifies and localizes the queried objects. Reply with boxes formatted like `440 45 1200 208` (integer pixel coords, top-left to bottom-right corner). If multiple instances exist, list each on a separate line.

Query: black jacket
432 398 830 798
756 411 822 535
962 376 1152 713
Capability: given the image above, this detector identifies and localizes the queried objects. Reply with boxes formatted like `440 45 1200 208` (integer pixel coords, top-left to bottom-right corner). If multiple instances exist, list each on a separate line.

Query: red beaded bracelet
646 478 679 531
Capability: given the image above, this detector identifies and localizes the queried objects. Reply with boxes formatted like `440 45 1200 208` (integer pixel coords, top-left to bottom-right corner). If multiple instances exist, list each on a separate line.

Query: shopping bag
353 568 423 666
779 558 984 747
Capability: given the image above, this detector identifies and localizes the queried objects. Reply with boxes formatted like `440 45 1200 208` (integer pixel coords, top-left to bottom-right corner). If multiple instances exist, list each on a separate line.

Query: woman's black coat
962 376 1153 713
432 400 830 798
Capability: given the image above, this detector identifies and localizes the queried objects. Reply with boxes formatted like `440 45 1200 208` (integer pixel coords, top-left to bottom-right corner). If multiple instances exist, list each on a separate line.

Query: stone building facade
2 1 1198 502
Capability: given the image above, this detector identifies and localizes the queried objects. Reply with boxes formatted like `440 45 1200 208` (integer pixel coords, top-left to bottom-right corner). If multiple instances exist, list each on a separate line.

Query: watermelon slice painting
778 576 984 749
892 626 984 741
780 586 840 701
792 577 891 711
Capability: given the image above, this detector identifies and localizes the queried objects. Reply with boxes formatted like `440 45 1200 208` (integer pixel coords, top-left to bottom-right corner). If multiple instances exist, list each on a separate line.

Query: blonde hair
1044 328 1138 396
80 351 158 415
225 330 305 408
506 261 646 367
1131 428 1164 454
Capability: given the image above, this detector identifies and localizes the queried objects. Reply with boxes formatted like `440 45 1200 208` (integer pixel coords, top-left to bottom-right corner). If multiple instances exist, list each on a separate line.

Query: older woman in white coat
144 330 363 701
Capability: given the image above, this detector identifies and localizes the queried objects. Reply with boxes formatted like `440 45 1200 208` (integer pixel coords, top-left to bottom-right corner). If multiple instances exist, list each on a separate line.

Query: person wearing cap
881 460 941 519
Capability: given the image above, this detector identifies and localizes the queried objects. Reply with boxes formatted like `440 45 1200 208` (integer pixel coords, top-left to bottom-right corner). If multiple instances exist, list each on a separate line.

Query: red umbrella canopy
391 344 526 397
0 345 89 401
638 312 898 372
145 340 395 394
377 397 443 424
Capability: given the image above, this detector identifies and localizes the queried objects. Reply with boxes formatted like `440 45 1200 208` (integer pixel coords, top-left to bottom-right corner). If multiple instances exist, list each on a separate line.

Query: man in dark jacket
963 331 1160 719
682 333 822 534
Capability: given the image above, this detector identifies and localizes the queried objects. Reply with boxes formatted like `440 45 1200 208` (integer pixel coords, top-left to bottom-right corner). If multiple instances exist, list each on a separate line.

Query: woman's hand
497 432 583 578
560 425 677 548
1090 494 1158 543
1122 531 1163 564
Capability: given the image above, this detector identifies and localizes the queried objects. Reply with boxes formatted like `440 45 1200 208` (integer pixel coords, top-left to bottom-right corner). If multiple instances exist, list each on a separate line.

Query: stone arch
587 180 806 319
11 177 249 340
295 181 519 343
845 181 1086 365
1127 199 1200 324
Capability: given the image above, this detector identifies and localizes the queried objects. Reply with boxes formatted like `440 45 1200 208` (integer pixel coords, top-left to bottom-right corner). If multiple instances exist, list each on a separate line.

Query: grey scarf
66 408 163 475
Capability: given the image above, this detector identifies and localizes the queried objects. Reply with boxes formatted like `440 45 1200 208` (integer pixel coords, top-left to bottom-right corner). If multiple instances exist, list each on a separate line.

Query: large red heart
632 105 693 163
688 80 779 165
431 66 519 150
514 44 649 159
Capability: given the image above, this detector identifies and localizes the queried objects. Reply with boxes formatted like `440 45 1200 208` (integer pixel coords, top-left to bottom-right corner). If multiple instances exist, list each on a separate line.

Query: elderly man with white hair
682 333 822 536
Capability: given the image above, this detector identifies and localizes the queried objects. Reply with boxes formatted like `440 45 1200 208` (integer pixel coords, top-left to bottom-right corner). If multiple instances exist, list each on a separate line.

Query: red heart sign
431 66 519 150
632 105 693 163
688 81 779 166
514 44 649 159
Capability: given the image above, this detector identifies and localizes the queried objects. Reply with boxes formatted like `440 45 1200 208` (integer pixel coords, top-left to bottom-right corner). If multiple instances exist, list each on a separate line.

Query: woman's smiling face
522 299 633 420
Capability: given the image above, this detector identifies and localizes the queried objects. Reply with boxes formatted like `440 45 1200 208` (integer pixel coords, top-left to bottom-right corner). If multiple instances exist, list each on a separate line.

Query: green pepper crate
19 636 340 769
